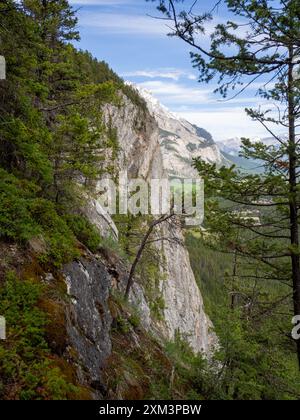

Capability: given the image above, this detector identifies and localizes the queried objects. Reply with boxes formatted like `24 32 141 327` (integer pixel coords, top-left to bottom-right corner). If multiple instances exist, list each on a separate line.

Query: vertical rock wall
104 93 217 354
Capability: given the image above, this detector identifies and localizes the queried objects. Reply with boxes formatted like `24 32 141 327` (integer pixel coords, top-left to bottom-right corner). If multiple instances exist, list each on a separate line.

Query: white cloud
137 80 211 104
178 108 276 141
135 79 277 139
122 68 197 81
79 12 169 35
137 79 268 108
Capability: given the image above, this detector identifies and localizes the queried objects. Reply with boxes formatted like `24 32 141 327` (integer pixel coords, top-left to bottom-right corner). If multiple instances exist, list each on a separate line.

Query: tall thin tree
150 0 300 367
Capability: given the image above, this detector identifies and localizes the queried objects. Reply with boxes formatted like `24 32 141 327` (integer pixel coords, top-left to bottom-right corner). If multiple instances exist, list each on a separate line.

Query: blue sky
69 0 278 142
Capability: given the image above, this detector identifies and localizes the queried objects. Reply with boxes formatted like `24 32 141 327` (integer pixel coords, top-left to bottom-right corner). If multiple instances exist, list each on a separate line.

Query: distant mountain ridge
221 151 265 174
218 136 279 156
132 85 230 178
128 83 265 175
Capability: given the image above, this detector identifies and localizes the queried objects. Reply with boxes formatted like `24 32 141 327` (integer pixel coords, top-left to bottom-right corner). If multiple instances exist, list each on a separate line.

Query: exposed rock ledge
63 257 112 398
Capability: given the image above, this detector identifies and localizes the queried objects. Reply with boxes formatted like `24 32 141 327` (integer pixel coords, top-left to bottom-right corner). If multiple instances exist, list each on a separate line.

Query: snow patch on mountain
129 83 228 178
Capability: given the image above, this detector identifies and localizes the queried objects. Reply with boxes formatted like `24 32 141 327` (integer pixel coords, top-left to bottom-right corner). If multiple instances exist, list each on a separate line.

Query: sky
68 0 281 142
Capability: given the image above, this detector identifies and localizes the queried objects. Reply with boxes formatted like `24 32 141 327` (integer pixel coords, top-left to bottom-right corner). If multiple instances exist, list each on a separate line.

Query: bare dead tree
125 212 179 298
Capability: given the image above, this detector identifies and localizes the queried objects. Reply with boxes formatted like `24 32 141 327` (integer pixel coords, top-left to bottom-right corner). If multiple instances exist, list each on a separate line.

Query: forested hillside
0 0 300 401
186 233 300 399
0 0 131 263
0 0 214 400
0 0 150 399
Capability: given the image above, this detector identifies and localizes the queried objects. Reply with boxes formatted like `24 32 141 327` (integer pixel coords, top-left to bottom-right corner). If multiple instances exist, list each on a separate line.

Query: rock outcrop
103 89 217 354
82 198 118 241
63 257 112 397
134 85 229 178
64 86 218 396
157 221 216 353
103 94 163 179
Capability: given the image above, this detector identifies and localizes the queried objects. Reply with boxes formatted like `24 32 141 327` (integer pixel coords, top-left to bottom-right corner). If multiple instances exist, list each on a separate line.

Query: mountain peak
126 82 227 178
126 82 182 123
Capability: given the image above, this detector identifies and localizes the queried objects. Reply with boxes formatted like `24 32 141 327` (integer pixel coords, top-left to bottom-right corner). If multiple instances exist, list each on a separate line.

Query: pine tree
21 0 79 104
0 1 119 217
151 0 300 368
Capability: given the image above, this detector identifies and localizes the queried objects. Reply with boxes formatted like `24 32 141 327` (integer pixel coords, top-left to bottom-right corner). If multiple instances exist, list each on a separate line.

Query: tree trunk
124 224 154 299
288 49 300 369
125 213 174 299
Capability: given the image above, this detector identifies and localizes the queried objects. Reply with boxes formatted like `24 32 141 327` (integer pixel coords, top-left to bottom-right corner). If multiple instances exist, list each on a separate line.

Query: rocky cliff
62 87 218 397
133 85 229 178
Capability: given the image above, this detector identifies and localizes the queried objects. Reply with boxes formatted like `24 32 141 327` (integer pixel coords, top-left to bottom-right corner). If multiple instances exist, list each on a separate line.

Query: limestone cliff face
134 86 229 178
102 92 217 354
103 95 163 180
63 88 217 396
156 222 216 353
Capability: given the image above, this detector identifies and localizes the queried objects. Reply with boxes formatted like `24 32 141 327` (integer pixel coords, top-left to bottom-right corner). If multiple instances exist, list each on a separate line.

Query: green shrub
0 272 77 400
100 235 127 260
165 332 207 393
29 199 79 267
146 334 209 400
186 232 300 400
0 169 41 242
0 170 79 267
64 214 102 253
121 84 148 114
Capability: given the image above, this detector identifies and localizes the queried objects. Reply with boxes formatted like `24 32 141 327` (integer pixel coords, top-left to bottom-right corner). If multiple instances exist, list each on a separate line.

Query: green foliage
110 289 141 332
44 367 78 401
30 199 79 267
100 235 128 260
0 169 41 242
121 84 148 114
149 294 166 321
0 168 79 266
64 214 102 253
138 250 166 320
186 231 230 317
212 308 300 400
0 271 77 400
107 296 211 401
114 213 166 318
0 0 153 265
186 232 300 400
153 0 300 389
128 312 141 329
106 119 120 164
0 1 146 270
114 316 131 334
165 332 206 386
147 333 210 400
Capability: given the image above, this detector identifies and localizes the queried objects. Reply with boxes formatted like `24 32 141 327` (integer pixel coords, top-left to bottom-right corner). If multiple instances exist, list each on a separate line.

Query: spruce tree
151 0 300 368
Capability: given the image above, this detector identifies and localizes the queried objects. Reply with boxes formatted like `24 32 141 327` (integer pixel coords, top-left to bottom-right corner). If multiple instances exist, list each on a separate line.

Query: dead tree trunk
125 213 174 299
